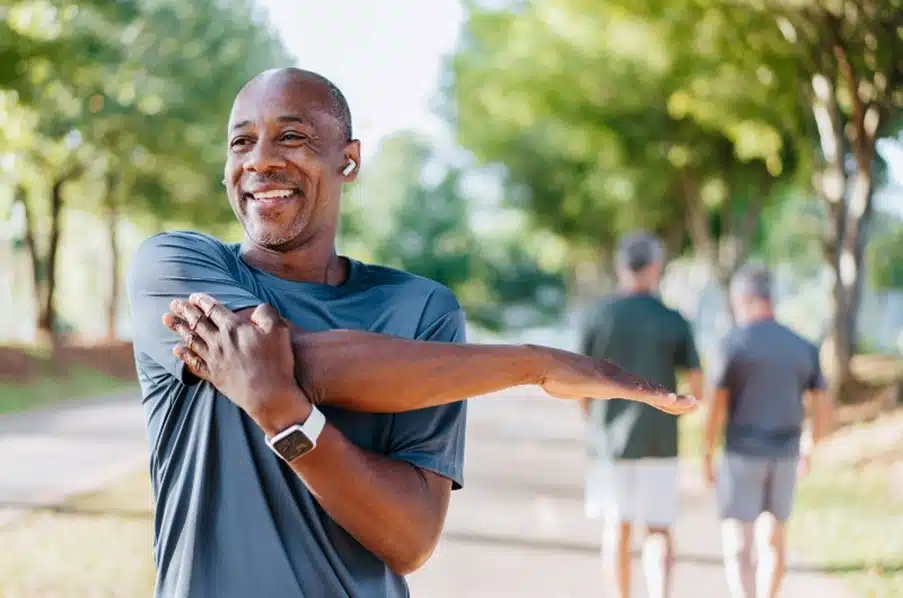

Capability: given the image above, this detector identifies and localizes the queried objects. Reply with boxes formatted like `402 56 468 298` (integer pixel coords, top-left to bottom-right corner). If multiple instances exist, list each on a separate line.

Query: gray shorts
717 452 798 522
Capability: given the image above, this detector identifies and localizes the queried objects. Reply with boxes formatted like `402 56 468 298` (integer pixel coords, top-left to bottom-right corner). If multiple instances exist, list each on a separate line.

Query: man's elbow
384 520 444 575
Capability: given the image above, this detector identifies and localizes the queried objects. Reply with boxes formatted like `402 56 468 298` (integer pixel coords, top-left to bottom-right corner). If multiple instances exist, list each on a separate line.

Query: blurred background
0 0 901 596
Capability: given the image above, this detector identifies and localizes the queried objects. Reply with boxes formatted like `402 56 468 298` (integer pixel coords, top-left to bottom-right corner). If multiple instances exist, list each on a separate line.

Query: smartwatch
265 405 326 462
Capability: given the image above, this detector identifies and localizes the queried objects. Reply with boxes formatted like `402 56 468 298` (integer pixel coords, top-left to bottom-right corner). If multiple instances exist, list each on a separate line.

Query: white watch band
300 404 326 443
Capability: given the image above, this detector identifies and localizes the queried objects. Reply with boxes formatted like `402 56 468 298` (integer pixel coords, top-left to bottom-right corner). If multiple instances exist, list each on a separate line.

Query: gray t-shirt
126 231 468 598
711 319 826 458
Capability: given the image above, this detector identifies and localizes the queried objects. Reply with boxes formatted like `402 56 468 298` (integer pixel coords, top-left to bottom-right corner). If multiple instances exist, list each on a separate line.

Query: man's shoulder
136 230 230 255
352 261 461 312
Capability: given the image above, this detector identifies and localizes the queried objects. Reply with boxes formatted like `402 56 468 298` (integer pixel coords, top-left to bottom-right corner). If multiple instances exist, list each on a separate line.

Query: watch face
272 429 314 462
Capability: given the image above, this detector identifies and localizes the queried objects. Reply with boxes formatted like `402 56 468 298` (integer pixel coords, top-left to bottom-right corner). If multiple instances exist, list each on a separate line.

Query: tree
344 131 568 331
624 0 903 393
1 0 291 342
446 1 796 317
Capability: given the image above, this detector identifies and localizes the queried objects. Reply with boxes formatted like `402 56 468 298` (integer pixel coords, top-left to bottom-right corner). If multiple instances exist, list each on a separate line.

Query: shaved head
224 67 361 251
233 68 353 141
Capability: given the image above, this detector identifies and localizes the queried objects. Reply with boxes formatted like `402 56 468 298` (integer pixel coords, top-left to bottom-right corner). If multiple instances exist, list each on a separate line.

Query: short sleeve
385 300 468 490
676 318 701 370
709 336 735 390
807 343 827 391
126 231 262 383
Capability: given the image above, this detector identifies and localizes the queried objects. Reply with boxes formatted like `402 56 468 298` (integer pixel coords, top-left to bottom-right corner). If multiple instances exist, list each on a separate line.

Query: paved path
0 389 147 526
409 388 855 597
0 388 855 596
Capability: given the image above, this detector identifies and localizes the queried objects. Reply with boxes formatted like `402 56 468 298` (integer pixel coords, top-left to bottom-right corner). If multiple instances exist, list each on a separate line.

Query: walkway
408 389 854 597
0 388 855 596
0 390 147 526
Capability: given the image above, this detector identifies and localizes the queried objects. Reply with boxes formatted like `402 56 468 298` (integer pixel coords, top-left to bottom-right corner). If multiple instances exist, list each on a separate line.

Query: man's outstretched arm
167 294 697 415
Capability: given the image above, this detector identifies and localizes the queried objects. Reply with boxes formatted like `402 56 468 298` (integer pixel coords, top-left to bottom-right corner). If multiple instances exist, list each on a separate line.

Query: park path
0 388 855 597
0 390 148 527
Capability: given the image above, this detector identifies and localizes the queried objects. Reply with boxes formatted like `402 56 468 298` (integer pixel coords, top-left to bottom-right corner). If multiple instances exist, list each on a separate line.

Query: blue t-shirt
710 319 825 458
126 231 468 598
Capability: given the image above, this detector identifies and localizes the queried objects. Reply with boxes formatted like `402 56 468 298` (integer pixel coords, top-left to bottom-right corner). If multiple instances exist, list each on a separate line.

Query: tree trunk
16 185 43 338
103 174 121 342
813 38 882 400
34 177 67 343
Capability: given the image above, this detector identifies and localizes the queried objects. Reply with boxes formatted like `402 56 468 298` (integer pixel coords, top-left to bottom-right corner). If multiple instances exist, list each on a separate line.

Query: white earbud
342 159 356 176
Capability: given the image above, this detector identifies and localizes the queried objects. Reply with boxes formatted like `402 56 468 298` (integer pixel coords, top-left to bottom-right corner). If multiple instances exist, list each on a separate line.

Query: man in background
703 263 833 598
580 230 704 598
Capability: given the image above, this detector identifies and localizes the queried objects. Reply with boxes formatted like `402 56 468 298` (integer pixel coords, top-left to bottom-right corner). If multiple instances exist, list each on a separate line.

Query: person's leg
601 460 636 598
721 519 756 598
717 453 767 598
755 457 798 598
636 458 679 598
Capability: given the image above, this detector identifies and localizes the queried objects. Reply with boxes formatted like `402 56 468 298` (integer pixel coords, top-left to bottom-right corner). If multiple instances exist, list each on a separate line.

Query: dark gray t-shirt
711 319 825 458
126 231 468 598
580 293 700 460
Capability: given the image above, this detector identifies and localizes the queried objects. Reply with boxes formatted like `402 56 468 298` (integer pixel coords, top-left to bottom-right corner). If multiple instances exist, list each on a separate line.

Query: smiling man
126 68 696 598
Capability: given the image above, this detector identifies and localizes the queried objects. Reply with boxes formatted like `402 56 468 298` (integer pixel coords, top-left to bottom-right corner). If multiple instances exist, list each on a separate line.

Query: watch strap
299 404 326 443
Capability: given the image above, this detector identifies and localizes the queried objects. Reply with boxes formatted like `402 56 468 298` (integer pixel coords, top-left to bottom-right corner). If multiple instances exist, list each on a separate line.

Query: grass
680 399 903 598
0 471 156 598
790 463 903 598
0 366 132 415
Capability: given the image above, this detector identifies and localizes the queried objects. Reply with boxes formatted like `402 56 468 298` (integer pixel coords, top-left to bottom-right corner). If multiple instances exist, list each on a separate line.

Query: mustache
242 173 299 188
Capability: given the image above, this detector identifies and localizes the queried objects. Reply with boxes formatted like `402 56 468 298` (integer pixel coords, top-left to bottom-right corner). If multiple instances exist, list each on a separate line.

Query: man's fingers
189 293 236 329
164 314 210 357
249 303 284 333
170 299 217 335
659 393 697 414
173 344 211 380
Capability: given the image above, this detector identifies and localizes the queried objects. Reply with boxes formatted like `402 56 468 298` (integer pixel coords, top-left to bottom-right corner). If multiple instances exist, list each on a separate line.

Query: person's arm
267 389 454 575
277 306 468 574
682 369 705 406
801 389 832 451
676 317 704 407
703 387 730 458
168 295 696 415
701 336 733 485
126 231 264 383
800 346 833 468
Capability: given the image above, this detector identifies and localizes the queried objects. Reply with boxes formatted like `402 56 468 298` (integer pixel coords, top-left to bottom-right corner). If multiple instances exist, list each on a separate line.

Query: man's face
225 72 359 249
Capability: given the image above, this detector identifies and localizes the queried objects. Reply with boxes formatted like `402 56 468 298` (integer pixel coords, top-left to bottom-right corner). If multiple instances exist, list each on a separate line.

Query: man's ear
341 139 361 182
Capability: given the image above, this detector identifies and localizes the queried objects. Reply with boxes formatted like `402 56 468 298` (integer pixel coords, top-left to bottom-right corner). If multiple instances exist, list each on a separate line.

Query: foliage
343 131 568 331
868 218 903 291
1 0 291 337
446 1 799 288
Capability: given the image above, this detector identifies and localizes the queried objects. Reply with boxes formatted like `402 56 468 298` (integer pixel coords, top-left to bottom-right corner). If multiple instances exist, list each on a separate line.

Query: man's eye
230 138 251 149
281 132 307 142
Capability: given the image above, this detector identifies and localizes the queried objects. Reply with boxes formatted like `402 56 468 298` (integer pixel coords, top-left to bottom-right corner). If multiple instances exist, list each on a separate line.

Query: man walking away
703 263 833 598
580 230 704 598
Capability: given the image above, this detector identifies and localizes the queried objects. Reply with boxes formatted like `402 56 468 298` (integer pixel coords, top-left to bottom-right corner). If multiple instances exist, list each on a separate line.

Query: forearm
703 390 727 454
291 329 543 412
806 390 833 448
258 401 447 575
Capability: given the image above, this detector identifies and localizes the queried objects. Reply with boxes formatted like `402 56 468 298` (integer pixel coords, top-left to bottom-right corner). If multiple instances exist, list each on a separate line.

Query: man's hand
702 452 716 488
162 293 309 431
797 450 812 477
536 346 697 415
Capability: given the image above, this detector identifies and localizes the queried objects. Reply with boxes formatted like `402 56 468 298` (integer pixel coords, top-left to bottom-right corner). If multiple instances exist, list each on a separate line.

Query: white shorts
585 458 679 528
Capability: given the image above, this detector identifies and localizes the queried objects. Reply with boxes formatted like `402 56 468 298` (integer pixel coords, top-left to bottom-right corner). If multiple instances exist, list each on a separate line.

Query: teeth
253 189 295 200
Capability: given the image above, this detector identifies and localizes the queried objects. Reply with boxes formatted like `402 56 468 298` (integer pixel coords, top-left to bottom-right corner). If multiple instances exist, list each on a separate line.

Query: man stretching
127 67 696 598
